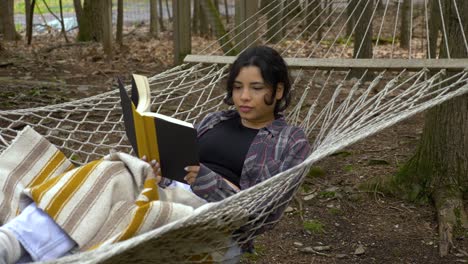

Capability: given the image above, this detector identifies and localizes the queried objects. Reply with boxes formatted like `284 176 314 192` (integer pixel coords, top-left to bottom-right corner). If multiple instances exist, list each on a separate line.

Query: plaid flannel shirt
192 110 311 202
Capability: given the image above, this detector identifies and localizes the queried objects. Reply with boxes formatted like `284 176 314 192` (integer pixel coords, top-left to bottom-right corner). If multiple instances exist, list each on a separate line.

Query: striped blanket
0 126 206 252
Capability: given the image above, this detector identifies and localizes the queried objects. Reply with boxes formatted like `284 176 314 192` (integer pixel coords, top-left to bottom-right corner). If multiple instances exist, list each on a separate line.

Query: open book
118 74 199 183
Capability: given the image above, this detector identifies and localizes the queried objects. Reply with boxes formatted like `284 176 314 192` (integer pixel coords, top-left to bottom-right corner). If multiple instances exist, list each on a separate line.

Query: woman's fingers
150 160 161 175
140 157 161 184
155 174 162 184
184 165 200 185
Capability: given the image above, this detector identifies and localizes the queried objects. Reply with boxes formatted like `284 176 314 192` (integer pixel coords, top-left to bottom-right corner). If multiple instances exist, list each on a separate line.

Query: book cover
118 74 199 183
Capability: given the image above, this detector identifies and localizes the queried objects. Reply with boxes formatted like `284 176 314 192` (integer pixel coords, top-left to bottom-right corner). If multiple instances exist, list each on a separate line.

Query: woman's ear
275 83 284 100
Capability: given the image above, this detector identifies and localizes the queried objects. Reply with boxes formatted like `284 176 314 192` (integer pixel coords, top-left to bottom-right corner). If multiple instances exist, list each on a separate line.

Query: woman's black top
198 116 259 188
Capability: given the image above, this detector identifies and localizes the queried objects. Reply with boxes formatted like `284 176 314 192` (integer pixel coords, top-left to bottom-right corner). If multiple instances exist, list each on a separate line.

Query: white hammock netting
0 0 467 263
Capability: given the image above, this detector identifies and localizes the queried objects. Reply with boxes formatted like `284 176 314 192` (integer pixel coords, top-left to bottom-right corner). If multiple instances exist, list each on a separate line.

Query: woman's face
232 66 284 129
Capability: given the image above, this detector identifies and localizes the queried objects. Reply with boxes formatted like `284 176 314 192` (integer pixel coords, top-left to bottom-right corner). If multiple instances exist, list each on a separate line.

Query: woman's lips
239 106 253 113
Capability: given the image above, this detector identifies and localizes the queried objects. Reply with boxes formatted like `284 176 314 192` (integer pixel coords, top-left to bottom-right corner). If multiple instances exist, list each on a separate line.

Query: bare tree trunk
78 0 105 42
101 0 113 58
346 0 356 37
305 0 322 41
41 0 69 42
400 0 411 49
173 0 191 64
58 0 70 43
223 0 229 24
199 0 209 36
0 0 18 41
116 0 124 44
73 0 83 30
326 0 332 27
25 0 35 45
428 0 441 58
158 0 166 31
235 0 259 51
431 0 468 256
200 0 235 54
265 0 283 43
149 0 159 38
350 0 373 78
192 0 200 35
165 0 172 21
398 0 468 257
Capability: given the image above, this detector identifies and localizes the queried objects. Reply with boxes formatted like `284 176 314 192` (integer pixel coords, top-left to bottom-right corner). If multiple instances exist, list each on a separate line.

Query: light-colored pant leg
222 240 242 264
0 228 22 264
3 202 77 262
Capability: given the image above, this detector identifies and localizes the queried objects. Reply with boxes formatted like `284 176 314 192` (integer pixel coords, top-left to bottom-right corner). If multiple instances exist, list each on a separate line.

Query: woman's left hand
184 165 200 185
141 156 162 184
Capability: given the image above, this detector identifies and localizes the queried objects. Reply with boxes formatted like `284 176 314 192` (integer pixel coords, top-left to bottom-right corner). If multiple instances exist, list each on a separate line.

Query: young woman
0 46 310 263
182 45 310 202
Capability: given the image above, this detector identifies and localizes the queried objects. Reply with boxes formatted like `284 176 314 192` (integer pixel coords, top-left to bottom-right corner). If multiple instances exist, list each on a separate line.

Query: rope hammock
0 0 467 262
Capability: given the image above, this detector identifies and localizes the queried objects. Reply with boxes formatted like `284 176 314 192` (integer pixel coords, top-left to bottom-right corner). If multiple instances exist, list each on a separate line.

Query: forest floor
1 27 467 263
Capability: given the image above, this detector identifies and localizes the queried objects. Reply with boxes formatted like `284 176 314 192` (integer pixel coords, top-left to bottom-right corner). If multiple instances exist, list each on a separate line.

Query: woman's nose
240 88 251 100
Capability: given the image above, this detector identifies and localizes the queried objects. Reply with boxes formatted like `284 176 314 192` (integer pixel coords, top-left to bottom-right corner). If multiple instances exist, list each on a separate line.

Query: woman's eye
252 86 264 90
234 85 242 89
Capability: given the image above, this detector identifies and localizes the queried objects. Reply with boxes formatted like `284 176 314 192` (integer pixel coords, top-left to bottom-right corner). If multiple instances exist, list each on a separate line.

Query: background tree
101 0 113 57
149 0 159 38
265 0 284 43
73 0 83 35
428 0 441 58
0 0 18 41
400 0 411 49
346 0 356 37
116 0 124 44
77 0 109 42
173 0 191 64
350 0 373 78
234 0 258 51
200 0 235 55
42 0 70 43
158 0 166 31
305 0 322 41
382 0 467 257
25 0 35 45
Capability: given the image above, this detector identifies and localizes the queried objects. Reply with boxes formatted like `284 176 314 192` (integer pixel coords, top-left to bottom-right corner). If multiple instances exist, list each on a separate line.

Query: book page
133 74 152 113
141 112 194 128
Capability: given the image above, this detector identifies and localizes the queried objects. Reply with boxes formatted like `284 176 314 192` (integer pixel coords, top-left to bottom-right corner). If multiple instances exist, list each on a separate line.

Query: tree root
435 194 468 257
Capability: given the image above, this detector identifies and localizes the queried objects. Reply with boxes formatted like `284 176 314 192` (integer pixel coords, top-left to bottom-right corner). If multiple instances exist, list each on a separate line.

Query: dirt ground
1 28 467 263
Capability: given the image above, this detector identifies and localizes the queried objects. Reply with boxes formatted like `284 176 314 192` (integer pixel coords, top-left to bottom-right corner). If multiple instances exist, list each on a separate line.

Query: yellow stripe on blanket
45 160 101 219
115 202 151 242
27 150 72 188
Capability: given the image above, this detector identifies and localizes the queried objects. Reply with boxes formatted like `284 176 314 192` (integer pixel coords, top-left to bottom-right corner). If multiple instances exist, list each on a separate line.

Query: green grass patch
344 164 354 172
300 184 312 193
14 0 77 15
373 36 398 45
319 191 336 199
241 244 265 262
303 220 325 234
307 166 326 178
15 23 24 31
27 88 42 97
70 154 81 162
358 167 431 205
328 207 343 215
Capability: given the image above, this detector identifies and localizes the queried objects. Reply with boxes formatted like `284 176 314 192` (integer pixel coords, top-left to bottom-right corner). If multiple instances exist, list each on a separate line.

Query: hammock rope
0 0 468 262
